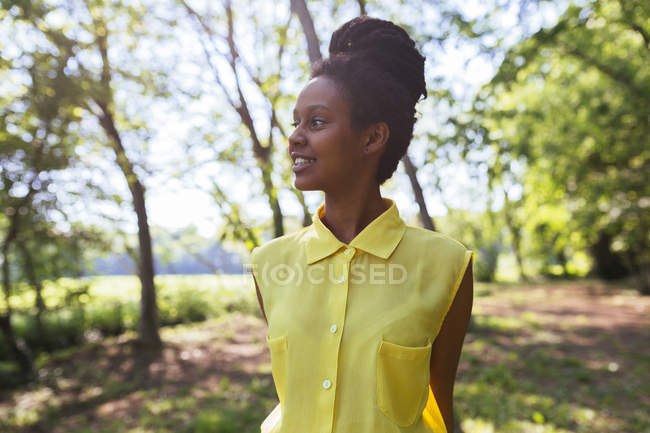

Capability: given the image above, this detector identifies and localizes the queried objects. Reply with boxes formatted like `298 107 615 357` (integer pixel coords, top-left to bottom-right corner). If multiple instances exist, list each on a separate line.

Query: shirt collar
305 197 406 264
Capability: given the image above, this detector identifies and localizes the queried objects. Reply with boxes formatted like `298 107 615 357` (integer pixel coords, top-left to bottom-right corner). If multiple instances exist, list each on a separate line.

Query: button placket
318 250 352 432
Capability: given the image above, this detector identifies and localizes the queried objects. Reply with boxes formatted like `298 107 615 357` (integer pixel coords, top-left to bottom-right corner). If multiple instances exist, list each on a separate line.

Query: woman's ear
364 121 389 155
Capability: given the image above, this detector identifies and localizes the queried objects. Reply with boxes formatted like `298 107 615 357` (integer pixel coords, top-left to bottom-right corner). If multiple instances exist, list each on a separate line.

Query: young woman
250 15 474 433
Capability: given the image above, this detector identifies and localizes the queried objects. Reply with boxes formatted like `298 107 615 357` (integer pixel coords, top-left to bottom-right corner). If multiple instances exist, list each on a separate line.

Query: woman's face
288 76 369 192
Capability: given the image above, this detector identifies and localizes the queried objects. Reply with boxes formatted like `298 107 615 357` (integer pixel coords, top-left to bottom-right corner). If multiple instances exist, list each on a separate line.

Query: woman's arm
429 257 474 433
252 274 268 325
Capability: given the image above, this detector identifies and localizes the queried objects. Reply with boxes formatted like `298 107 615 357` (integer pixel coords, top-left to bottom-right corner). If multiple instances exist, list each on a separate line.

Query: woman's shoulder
403 224 470 254
250 226 312 260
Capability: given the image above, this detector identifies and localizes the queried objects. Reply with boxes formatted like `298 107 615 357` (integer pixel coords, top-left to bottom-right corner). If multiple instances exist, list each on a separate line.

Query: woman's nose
289 128 305 149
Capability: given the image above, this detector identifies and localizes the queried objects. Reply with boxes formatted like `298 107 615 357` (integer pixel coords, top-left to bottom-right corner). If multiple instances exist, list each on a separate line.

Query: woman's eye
291 119 325 128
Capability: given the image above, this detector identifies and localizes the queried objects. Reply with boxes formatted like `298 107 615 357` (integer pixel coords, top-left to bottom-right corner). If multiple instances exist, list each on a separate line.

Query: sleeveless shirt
249 197 474 433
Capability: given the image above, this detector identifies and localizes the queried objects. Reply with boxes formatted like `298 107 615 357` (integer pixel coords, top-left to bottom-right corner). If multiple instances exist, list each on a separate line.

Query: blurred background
0 0 648 432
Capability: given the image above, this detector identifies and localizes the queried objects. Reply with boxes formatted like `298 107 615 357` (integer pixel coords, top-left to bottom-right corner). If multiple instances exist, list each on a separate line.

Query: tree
470 0 649 291
180 0 315 240
0 21 91 376
6 0 172 345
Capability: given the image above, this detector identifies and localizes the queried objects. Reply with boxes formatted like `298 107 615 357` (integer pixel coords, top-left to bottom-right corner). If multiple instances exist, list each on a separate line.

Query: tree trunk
132 180 161 347
290 0 322 63
292 188 312 227
355 0 367 16
402 154 436 231
638 263 650 296
260 164 284 237
1 185 38 379
97 103 161 349
93 24 161 348
503 193 527 281
590 231 631 280
18 241 46 337
1 242 34 379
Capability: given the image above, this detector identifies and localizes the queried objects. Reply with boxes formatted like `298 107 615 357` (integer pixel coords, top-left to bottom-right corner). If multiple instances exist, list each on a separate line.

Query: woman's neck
321 188 388 244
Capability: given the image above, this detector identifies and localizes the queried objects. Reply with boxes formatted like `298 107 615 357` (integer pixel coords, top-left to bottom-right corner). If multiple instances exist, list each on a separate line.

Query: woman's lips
293 157 316 173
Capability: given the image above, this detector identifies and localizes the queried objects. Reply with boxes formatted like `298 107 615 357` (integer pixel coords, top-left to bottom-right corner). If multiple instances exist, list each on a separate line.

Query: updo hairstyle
310 15 427 185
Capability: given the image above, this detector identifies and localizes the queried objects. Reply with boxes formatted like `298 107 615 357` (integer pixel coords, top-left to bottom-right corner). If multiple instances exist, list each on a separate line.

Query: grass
457 279 650 433
0 274 259 364
0 276 648 433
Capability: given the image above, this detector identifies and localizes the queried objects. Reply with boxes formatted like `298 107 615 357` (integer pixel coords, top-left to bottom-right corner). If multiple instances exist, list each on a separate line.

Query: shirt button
337 275 345 283
344 248 354 256
322 379 331 389
330 324 337 333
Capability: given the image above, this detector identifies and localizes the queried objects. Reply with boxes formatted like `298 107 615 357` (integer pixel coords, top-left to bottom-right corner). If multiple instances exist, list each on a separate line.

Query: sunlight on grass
457 382 621 433
8 274 253 309
462 418 496 433
2 279 648 433
473 315 528 332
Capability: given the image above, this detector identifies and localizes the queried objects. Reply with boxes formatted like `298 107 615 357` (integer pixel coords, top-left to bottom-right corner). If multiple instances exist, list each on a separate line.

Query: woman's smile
291 153 317 173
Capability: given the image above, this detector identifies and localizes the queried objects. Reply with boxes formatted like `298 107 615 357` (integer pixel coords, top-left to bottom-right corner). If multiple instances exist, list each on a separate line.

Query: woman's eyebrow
293 104 331 116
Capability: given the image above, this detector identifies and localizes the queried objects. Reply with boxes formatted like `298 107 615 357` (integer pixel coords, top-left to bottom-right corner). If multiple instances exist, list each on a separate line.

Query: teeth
294 157 315 165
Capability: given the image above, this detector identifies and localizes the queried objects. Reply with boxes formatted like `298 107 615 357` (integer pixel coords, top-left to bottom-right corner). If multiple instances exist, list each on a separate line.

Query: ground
1 279 648 433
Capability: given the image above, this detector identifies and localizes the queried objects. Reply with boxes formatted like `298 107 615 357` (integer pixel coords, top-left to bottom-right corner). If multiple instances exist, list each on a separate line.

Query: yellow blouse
249 197 473 433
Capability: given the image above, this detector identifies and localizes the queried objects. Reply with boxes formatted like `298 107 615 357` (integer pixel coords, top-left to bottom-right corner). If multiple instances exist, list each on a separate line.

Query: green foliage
86 303 125 336
0 275 258 362
438 208 506 281
463 0 649 290
187 411 246 433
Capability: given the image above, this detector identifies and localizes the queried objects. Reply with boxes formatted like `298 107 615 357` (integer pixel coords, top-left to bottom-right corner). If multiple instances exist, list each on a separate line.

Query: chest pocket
266 334 288 404
376 338 432 426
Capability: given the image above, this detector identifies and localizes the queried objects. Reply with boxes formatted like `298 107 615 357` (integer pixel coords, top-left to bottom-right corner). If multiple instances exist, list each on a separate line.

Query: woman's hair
310 15 427 185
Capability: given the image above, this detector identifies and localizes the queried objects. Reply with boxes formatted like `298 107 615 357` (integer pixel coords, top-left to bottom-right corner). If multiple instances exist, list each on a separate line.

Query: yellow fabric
250 197 474 433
